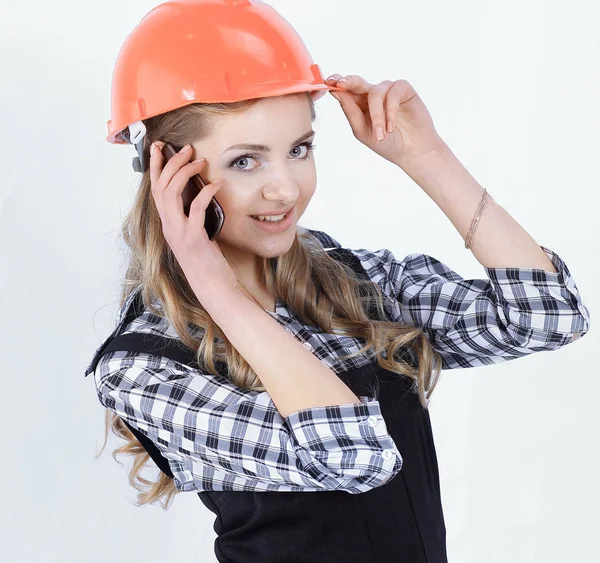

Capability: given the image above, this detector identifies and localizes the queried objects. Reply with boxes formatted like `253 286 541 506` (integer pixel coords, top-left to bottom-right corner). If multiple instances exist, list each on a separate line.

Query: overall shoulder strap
326 247 387 321
87 290 228 375
325 246 366 277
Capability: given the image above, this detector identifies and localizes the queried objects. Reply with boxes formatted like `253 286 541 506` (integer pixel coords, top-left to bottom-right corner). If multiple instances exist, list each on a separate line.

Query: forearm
194 285 361 419
399 141 557 273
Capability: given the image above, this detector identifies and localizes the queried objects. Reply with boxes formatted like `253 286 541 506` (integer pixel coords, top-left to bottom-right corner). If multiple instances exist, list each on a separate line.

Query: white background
1 0 598 561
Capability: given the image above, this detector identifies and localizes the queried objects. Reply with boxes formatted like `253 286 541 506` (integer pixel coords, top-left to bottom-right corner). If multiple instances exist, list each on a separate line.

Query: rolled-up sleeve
94 351 402 494
355 245 591 370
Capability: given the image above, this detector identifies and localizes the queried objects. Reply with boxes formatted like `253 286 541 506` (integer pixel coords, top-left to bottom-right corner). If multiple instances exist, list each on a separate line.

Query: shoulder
300 226 411 284
301 226 452 281
300 228 461 312
84 285 205 380
114 285 205 341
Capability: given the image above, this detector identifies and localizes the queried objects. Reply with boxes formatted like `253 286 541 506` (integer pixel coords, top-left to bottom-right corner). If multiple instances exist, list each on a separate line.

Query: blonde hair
95 92 443 509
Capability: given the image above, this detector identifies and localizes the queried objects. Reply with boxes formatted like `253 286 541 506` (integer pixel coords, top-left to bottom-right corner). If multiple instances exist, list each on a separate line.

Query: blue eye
230 142 316 172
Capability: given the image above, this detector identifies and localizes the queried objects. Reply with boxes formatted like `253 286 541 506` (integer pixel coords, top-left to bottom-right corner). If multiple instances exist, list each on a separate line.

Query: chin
217 225 297 259
256 231 296 258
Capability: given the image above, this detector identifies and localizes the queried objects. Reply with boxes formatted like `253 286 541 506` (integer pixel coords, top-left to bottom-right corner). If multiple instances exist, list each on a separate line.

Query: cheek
300 177 317 202
214 186 250 216
299 164 317 193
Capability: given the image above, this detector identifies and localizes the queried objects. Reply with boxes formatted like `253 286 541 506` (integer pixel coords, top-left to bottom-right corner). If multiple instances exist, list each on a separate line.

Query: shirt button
381 449 394 461
367 416 379 427
302 341 313 351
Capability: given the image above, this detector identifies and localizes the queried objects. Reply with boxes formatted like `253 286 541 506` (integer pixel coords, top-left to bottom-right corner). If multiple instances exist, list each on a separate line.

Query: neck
220 244 274 312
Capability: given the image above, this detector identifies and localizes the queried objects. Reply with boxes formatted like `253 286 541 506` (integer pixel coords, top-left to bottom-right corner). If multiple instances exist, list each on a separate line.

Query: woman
84 1 590 562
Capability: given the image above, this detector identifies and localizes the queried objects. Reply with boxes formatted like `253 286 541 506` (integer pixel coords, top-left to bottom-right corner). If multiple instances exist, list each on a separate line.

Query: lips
250 206 295 232
250 205 294 217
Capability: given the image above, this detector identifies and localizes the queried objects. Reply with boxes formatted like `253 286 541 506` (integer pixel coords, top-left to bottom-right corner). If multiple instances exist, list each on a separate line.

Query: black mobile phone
161 142 225 240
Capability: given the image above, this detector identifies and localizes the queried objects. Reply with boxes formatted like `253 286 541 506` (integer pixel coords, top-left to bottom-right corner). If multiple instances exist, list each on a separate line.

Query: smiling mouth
250 206 293 217
250 207 294 221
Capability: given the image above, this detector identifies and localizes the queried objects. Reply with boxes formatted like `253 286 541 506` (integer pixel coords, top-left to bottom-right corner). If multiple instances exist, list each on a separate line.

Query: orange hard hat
107 0 345 160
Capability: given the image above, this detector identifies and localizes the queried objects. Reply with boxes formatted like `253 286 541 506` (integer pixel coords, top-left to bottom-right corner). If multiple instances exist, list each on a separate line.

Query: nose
261 172 299 206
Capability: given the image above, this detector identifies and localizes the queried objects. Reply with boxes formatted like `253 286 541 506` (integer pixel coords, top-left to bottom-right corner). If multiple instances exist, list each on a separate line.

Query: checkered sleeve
94 351 403 493
354 245 591 370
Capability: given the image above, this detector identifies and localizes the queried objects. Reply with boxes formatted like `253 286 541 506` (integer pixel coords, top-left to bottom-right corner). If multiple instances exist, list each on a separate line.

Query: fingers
325 74 369 136
326 74 371 110
326 74 412 142
326 74 394 141
383 80 412 133
325 73 344 84
367 80 395 141
148 140 218 225
187 179 224 233
164 159 209 221
150 142 195 192
149 140 165 189
327 74 374 94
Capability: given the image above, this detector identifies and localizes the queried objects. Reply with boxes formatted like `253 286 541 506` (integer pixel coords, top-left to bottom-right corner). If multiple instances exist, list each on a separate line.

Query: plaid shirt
84 228 590 494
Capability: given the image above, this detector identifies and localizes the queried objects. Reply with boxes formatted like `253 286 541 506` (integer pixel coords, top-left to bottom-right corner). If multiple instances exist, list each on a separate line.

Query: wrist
198 283 244 306
396 137 449 172
186 273 244 310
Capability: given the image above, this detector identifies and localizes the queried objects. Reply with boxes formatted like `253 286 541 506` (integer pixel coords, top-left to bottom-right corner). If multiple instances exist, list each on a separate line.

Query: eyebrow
223 130 316 153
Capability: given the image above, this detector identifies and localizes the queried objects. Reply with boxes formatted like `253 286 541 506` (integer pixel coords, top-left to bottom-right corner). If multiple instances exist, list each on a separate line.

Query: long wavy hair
95 91 443 509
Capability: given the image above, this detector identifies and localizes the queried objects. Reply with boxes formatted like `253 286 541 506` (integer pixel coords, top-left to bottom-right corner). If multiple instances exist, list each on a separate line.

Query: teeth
253 213 286 222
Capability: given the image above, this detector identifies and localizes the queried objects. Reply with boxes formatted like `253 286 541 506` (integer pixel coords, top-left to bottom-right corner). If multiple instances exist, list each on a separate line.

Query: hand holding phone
148 140 238 301
160 141 225 240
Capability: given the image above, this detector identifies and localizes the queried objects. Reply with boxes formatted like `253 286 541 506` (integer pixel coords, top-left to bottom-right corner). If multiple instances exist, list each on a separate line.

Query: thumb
330 91 368 137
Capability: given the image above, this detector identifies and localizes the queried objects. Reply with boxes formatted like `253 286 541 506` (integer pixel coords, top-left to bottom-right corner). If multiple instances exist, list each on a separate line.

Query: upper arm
94 350 402 493
352 245 591 370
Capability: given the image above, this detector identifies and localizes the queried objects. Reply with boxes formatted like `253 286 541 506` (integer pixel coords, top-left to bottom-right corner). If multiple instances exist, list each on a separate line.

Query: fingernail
376 126 385 141
180 144 191 152
387 120 394 133
337 78 347 84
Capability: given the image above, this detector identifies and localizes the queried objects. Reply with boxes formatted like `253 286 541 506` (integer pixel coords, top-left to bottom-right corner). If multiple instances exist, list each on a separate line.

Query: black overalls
86 247 448 562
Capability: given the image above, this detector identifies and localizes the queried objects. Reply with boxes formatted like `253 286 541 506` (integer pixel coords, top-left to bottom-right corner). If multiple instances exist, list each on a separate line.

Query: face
190 94 317 266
